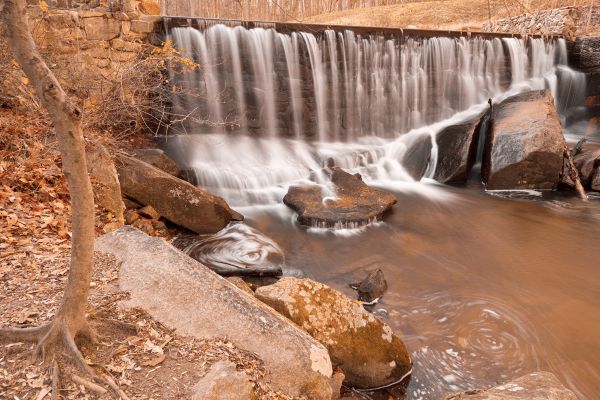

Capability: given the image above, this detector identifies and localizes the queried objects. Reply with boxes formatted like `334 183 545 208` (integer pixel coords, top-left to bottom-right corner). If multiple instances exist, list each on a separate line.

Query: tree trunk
1 0 95 337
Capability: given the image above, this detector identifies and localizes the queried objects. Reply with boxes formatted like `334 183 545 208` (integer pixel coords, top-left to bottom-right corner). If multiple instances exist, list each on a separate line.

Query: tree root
0 321 130 400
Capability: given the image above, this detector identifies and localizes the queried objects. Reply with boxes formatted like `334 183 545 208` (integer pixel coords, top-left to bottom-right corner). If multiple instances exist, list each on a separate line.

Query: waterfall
166 25 575 208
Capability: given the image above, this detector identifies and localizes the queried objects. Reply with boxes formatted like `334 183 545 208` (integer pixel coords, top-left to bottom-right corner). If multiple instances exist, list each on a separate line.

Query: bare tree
0 0 121 395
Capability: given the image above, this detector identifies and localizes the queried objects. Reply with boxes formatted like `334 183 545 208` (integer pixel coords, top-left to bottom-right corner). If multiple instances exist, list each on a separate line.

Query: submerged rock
255 277 412 389
434 109 489 183
116 154 242 234
190 360 255 400
95 227 335 399
283 167 396 227
350 268 388 304
444 372 578 400
175 224 284 277
482 90 565 190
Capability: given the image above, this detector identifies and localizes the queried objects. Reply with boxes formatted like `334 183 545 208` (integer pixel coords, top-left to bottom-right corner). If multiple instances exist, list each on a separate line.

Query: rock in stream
283 167 397 228
173 224 284 277
256 277 412 389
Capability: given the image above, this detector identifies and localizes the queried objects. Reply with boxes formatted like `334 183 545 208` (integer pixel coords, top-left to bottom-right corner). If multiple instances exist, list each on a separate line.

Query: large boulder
573 146 600 186
591 168 600 191
131 148 180 177
283 167 396 227
115 154 242 234
95 227 335 400
87 143 125 225
402 133 432 181
255 277 412 389
482 90 565 190
190 360 255 400
434 109 489 183
444 372 578 400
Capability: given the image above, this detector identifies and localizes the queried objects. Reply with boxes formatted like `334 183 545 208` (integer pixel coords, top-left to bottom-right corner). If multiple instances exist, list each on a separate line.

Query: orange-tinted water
249 187 600 399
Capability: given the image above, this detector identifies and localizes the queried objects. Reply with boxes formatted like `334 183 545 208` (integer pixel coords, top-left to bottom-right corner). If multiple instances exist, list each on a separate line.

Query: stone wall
0 2 165 132
482 6 600 40
571 36 600 71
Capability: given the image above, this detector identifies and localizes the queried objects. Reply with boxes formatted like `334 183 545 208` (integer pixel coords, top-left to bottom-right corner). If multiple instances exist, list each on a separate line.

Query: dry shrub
76 40 201 139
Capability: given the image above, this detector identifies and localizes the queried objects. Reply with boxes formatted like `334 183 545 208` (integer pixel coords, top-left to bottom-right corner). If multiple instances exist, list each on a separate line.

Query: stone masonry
0 1 162 109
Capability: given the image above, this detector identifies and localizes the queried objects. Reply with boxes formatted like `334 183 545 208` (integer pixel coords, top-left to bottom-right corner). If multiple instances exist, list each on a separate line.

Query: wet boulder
434 109 489 183
592 168 600 191
444 372 578 400
573 145 600 186
402 133 432 180
116 154 242 234
483 90 565 190
255 277 412 389
131 148 180 177
350 268 388 304
283 167 396 227
173 224 284 277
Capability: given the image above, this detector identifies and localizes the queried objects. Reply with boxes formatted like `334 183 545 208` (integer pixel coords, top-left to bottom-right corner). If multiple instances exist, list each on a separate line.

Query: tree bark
1 0 95 338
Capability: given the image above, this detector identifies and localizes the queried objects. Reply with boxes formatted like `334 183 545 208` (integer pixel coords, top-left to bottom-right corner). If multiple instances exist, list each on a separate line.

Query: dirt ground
0 108 292 399
301 0 595 31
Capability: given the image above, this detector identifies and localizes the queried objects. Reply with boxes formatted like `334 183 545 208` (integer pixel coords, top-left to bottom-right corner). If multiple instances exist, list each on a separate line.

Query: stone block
130 19 157 33
83 16 121 41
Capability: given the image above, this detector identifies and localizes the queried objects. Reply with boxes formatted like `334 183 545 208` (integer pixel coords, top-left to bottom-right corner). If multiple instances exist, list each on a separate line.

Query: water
164 24 599 399
244 190 600 400
168 26 561 139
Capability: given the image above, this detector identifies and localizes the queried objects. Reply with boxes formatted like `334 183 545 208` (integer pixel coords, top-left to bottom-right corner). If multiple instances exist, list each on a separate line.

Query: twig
564 144 588 201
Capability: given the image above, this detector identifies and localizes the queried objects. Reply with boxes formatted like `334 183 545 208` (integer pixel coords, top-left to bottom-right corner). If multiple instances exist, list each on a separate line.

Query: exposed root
0 323 51 343
0 320 130 399
50 360 60 400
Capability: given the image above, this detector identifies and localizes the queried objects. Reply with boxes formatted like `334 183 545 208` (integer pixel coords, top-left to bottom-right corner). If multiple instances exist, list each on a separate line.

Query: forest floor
301 0 595 31
0 108 290 399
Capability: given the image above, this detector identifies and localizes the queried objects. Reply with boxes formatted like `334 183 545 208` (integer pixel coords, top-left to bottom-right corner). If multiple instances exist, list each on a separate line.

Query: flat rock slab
283 167 397 227
444 372 578 400
95 227 334 400
483 90 565 190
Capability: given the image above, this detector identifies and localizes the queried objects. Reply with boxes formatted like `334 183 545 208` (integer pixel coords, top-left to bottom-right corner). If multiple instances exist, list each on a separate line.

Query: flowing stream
164 24 599 399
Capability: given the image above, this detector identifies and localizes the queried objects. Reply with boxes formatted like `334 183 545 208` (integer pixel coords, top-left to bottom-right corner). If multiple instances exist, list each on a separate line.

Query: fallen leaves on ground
0 108 293 399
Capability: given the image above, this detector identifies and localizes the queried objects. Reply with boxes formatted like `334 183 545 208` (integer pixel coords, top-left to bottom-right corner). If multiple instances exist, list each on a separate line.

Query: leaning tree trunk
1 0 96 350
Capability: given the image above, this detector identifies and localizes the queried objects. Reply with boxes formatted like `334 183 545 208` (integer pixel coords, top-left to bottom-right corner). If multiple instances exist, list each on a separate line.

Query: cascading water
163 23 600 400
166 25 575 211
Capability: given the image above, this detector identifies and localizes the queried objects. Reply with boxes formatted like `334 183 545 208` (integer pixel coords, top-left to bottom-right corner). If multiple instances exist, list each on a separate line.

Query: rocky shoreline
79 86 593 398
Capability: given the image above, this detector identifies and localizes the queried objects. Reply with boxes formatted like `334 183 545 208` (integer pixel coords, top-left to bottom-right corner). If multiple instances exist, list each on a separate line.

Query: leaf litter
0 108 294 399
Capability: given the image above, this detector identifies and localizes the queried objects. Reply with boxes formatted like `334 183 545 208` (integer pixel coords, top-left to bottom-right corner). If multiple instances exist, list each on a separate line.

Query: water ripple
387 292 542 399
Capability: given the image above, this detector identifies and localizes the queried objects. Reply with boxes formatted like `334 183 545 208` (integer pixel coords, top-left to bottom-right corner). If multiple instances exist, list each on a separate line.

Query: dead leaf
142 353 165 367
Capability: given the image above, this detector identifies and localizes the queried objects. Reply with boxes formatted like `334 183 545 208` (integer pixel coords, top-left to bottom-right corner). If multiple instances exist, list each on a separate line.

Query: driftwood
571 138 587 157
563 144 588 201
